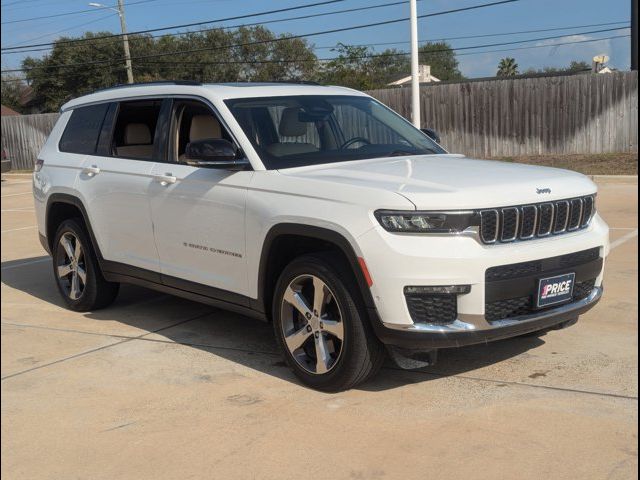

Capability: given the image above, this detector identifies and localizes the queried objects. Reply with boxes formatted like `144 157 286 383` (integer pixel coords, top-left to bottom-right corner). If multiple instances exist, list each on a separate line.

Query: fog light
404 285 471 295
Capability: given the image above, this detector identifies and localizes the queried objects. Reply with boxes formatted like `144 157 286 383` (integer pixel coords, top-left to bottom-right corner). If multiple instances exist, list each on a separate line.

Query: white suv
33 81 609 391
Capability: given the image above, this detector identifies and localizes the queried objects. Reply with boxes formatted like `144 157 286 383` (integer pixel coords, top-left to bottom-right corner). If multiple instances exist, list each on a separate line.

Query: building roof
1 105 20 116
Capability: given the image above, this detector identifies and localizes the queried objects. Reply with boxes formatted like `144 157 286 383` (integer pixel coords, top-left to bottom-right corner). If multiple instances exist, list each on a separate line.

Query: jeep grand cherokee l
33 81 609 391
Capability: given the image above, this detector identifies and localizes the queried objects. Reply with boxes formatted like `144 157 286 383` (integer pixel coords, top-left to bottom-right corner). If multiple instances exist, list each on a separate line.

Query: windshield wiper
386 150 419 157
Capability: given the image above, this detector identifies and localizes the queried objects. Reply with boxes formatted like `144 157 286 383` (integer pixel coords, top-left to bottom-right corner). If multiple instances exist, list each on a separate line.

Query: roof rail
94 80 201 93
267 80 320 85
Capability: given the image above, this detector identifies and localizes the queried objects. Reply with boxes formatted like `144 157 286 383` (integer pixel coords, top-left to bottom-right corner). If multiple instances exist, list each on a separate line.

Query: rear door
76 99 166 276
148 98 252 299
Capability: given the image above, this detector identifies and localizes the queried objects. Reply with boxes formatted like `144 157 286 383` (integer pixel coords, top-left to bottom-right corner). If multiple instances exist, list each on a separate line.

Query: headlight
375 210 478 233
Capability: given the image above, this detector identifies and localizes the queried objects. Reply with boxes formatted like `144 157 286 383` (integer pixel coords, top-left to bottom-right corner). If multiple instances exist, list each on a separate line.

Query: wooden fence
1 113 59 170
366 71 638 157
1 71 637 170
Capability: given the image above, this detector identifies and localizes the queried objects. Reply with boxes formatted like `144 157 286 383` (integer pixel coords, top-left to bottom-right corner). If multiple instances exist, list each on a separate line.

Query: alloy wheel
56 232 87 300
280 274 344 374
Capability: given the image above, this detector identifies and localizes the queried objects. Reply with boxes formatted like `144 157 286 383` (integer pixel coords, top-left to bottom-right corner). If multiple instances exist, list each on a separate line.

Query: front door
148 99 251 299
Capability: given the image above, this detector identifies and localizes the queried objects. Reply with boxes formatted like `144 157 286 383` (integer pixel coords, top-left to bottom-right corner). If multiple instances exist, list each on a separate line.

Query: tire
52 218 119 312
272 253 385 392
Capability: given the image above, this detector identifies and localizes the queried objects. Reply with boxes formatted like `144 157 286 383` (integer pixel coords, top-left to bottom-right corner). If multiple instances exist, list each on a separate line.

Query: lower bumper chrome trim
382 286 602 333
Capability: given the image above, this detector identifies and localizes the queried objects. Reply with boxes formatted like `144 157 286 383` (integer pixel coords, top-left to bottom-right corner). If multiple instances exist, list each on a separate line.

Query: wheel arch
257 223 375 321
46 193 104 262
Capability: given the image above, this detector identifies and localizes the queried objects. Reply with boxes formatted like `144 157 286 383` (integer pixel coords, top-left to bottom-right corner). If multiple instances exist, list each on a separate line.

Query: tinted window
59 104 109 154
111 100 162 160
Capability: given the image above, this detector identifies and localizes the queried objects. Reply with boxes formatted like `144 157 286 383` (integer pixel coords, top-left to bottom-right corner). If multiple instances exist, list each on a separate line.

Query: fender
46 193 104 261
257 223 376 313
45 193 162 283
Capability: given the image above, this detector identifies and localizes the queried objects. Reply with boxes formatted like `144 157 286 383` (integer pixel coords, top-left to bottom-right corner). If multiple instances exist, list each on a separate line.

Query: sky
0 0 633 78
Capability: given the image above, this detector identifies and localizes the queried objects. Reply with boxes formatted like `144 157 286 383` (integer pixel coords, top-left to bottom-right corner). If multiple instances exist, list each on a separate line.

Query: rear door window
111 100 162 160
58 104 109 154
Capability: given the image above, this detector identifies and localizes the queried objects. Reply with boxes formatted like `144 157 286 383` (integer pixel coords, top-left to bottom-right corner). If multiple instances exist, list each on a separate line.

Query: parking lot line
1 226 36 233
3 319 636 402
1 258 49 270
392 367 639 401
0 311 214 381
610 228 638 250
0 192 32 198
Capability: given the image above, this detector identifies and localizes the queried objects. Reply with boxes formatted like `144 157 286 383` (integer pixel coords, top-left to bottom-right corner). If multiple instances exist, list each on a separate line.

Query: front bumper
370 286 602 349
357 212 608 348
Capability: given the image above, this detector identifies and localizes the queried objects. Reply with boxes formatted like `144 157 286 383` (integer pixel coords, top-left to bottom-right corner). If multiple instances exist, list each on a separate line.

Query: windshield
224 95 445 169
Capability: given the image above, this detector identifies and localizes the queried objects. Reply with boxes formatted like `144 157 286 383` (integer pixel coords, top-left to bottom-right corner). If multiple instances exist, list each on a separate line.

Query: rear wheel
272 253 385 391
53 219 119 312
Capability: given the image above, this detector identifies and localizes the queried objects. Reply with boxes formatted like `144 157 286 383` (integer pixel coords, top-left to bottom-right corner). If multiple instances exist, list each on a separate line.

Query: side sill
102 271 267 322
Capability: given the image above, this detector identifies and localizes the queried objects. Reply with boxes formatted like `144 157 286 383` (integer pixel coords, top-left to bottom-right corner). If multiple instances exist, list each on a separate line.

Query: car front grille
405 293 457 325
479 195 595 244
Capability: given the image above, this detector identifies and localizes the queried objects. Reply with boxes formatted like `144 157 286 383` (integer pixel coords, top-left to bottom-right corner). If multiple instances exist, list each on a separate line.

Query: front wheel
272 253 385 391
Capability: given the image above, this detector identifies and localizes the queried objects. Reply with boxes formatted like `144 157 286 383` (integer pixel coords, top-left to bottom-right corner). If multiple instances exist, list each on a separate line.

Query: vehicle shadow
2 256 546 392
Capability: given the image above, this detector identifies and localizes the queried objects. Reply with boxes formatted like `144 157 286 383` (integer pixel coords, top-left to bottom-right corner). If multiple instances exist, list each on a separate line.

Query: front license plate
537 273 575 308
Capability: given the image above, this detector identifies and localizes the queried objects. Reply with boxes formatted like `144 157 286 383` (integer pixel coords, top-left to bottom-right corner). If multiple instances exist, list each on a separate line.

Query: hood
279 154 597 210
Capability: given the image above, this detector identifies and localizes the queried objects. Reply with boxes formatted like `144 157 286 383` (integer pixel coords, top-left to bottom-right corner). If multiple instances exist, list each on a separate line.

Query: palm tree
497 57 519 77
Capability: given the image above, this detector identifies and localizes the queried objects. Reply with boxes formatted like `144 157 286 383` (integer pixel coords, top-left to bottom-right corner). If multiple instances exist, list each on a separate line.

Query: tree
319 43 409 90
522 60 592 75
567 60 591 72
417 41 464 81
1 75 28 113
497 57 519 77
22 27 318 112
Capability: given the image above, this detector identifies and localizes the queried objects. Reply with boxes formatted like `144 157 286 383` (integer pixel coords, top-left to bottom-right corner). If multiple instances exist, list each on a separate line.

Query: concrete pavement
1 174 637 480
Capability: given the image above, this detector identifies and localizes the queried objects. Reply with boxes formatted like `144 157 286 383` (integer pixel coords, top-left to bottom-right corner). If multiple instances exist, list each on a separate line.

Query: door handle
153 173 177 186
82 165 100 177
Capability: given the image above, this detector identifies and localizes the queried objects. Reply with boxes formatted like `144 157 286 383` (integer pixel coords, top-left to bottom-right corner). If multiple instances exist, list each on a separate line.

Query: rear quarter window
58 104 109 154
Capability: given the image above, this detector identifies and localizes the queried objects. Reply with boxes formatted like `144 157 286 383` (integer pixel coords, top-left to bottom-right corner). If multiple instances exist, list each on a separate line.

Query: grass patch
485 153 638 175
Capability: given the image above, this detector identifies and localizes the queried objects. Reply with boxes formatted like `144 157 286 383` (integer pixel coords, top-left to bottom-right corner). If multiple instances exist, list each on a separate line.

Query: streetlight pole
89 1 134 83
409 0 420 128
632 0 638 71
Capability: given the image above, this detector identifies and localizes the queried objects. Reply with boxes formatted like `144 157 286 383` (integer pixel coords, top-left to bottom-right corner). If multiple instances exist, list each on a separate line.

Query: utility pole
117 0 134 84
632 0 638 70
89 1 134 83
409 0 420 128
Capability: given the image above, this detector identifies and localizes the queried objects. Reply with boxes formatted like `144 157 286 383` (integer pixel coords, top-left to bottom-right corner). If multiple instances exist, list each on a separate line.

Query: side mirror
421 128 441 144
184 138 249 169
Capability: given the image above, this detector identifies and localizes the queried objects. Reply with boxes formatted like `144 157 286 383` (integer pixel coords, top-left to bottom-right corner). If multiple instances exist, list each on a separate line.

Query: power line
3 34 629 83
3 29 628 76
1 19 629 56
455 33 630 57
1 0 159 25
2 0 429 55
1 0 348 50
2 0 522 71
136 32 635 66
314 21 630 49
6 13 117 49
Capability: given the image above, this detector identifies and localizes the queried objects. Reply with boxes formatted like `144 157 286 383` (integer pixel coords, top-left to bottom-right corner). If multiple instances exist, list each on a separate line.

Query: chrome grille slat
519 205 538 239
581 196 594 227
537 202 554 236
568 198 583 231
553 200 570 233
479 195 595 245
501 207 519 242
